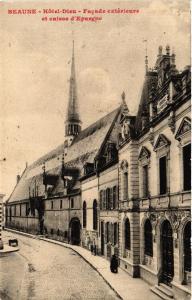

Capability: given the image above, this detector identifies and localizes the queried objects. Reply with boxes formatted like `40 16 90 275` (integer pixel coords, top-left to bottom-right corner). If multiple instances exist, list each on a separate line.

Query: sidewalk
5 228 159 300
0 243 19 255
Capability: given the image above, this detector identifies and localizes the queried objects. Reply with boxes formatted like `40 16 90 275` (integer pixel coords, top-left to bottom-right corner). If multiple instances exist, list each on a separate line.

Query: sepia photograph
0 0 191 299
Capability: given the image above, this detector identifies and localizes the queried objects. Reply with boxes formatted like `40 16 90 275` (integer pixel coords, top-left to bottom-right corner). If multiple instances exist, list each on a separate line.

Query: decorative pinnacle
121 91 125 101
158 45 163 56
121 91 129 115
166 44 170 55
143 39 148 73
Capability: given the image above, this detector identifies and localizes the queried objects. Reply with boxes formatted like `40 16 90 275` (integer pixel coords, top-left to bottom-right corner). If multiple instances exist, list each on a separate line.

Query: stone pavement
5 229 159 300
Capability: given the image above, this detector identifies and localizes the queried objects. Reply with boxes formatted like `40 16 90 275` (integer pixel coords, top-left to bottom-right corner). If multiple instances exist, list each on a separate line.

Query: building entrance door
101 221 104 255
70 218 80 245
161 220 174 285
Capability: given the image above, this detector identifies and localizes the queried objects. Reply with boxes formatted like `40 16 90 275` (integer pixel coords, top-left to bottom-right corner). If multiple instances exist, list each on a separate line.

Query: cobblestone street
0 231 119 300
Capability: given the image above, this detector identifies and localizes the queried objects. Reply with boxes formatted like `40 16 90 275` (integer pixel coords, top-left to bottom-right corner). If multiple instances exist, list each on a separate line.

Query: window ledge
181 190 191 194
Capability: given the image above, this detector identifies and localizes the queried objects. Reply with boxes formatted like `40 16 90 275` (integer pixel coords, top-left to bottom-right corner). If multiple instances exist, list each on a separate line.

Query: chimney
16 175 21 184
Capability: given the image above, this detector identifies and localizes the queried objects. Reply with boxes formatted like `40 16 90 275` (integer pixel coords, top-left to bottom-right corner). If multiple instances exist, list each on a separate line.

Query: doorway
161 220 174 285
70 218 81 245
101 221 104 255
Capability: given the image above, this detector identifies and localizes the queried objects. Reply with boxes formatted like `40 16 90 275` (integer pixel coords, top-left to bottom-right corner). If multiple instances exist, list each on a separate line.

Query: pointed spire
66 40 80 123
65 41 81 140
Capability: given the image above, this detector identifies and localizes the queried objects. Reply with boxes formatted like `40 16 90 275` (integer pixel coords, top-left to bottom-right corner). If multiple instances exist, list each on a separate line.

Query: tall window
113 186 117 209
103 190 106 210
106 188 110 210
144 219 153 257
100 190 103 210
83 201 87 228
159 156 167 195
106 222 109 243
114 223 118 245
183 144 191 191
125 218 131 250
123 172 128 200
93 200 98 230
143 165 149 197
184 221 191 272
109 188 113 209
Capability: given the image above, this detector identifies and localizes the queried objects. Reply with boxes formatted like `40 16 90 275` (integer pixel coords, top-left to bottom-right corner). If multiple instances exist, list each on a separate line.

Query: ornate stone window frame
138 146 151 198
153 134 171 195
175 117 191 192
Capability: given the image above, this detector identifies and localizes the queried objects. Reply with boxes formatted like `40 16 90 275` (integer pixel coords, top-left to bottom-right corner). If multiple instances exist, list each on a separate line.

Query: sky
0 0 190 199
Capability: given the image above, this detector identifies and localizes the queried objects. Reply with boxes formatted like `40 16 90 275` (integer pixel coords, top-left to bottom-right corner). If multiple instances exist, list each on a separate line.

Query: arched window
125 218 131 250
93 200 98 230
184 221 191 272
144 219 153 257
83 201 87 228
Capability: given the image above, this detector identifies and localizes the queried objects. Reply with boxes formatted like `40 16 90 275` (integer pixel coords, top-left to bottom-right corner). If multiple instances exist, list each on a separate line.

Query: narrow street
0 231 119 300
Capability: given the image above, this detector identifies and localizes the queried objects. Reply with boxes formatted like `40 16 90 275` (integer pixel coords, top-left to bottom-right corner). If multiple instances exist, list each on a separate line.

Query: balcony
139 191 191 210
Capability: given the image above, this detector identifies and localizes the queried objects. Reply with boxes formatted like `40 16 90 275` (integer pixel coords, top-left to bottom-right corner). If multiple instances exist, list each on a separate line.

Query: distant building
5 44 191 299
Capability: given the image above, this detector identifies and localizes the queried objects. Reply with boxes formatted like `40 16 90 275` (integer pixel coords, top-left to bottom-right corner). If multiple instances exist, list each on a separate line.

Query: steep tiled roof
8 107 121 203
135 71 157 133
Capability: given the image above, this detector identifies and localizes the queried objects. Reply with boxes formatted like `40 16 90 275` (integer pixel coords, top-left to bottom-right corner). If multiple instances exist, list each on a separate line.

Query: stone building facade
118 46 191 299
5 44 191 299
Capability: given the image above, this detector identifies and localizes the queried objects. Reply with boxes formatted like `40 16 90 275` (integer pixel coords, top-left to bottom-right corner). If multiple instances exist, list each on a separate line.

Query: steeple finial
65 40 81 142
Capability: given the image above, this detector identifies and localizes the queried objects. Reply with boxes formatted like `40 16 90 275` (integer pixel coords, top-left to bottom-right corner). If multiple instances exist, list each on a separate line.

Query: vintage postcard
0 0 191 299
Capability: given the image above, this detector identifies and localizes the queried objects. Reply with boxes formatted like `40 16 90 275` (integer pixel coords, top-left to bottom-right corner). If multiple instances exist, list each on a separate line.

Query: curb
5 228 122 299
0 247 19 255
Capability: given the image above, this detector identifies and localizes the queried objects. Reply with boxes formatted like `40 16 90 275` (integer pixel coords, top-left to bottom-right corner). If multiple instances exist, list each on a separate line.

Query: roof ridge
28 105 121 170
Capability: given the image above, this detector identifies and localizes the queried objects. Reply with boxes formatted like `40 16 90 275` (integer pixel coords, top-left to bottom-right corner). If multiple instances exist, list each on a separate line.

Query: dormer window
84 163 94 176
106 142 117 164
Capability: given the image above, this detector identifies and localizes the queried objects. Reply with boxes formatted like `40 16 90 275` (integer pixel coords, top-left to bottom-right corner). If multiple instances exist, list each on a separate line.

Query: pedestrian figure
110 254 118 273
